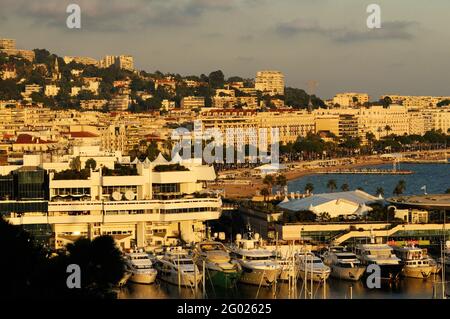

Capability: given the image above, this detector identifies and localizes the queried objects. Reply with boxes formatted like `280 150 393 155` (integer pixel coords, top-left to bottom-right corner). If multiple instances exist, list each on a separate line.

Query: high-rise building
116 55 134 71
100 55 116 68
0 38 16 50
255 71 285 96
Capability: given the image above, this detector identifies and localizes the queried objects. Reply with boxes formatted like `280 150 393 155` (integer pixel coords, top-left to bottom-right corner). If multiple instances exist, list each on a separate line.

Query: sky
1 0 449 99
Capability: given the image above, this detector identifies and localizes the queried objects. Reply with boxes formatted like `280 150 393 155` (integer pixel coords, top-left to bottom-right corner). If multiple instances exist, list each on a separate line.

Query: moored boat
228 227 282 287
124 249 158 284
392 245 433 279
154 247 202 287
193 240 241 289
322 246 366 281
296 252 331 283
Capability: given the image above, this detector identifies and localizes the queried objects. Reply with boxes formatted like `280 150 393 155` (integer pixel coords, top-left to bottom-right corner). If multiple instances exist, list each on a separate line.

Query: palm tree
341 183 350 192
384 125 392 137
393 180 406 196
260 188 270 202
276 174 288 195
376 187 385 197
263 175 275 195
377 127 383 140
304 183 314 194
326 179 337 192
318 212 331 222
69 156 82 171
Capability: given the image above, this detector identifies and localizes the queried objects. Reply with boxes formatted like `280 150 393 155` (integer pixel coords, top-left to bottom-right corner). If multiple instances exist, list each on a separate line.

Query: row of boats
121 228 450 289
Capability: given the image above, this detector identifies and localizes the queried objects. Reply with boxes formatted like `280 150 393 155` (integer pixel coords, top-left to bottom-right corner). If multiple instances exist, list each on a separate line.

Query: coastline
212 157 388 199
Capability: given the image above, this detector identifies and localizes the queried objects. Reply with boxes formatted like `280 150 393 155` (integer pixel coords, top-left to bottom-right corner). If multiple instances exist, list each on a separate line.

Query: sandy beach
210 157 390 199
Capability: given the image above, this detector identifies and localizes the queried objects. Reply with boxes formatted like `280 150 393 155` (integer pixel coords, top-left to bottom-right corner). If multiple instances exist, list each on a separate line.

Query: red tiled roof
67 131 99 138
15 134 54 144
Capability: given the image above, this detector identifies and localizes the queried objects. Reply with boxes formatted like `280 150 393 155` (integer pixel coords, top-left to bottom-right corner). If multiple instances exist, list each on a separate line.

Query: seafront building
0 151 222 251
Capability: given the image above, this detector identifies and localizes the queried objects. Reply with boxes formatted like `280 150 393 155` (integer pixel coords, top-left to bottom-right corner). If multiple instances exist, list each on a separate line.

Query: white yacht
154 247 202 287
193 240 242 289
124 249 158 284
267 244 307 282
322 246 366 281
355 242 403 281
392 245 433 279
228 229 282 287
296 252 331 283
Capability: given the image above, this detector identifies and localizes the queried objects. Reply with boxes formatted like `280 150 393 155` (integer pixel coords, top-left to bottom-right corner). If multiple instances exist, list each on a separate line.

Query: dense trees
0 216 124 299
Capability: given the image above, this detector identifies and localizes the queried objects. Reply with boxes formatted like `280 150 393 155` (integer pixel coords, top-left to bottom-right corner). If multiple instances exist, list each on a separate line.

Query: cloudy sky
1 0 449 99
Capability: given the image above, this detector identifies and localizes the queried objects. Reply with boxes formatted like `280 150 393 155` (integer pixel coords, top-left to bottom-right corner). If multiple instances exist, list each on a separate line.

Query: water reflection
119 276 448 299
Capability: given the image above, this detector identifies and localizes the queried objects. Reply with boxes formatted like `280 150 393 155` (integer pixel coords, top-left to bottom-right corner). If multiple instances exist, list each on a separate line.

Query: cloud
0 0 236 32
275 19 419 43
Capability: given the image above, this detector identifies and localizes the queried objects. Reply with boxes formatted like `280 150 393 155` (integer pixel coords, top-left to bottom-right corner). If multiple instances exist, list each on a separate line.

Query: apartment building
381 95 450 108
332 93 370 107
199 109 315 145
116 55 134 71
63 56 98 66
255 71 285 96
22 84 42 99
100 55 116 68
0 154 221 251
181 96 205 109
424 107 450 133
357 105 410 139
108 95 130 111
44 85 60 97
0 38 16 50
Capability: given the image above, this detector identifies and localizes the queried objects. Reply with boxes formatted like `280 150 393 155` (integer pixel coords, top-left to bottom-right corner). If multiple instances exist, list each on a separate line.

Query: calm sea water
288 164 450 196
118 276 449 299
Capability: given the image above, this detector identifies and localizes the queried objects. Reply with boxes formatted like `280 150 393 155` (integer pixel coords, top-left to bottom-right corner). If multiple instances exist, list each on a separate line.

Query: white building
278 190 382 218
45 85 60 97
255 71 285 96
1 153 221 251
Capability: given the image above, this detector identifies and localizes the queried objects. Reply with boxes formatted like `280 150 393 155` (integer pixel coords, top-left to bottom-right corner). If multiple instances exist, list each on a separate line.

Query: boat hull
239 266 280 287
129 271 157 285
207 269 241 289
158 271 202 287
401 266 433 279
330 266 366 281
279 267 299 281
362 264 403 281
298 269 331 283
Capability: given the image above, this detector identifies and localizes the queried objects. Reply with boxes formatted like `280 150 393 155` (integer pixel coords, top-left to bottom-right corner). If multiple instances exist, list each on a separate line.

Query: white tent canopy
152 153 169 165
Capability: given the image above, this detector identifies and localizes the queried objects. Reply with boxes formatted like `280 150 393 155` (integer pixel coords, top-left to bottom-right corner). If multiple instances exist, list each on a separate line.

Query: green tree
208 70 225 89
341 183 350 192
275 174 288 194
304 183 314 194
263 175 275 195
85 158 97 171
70 156 82 171
146 141 160 161
326 179 337 192
260 188 270 202
393 180 406 196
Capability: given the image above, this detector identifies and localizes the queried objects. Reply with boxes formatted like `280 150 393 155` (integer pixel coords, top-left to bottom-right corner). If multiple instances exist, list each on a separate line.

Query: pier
316 168 413 175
